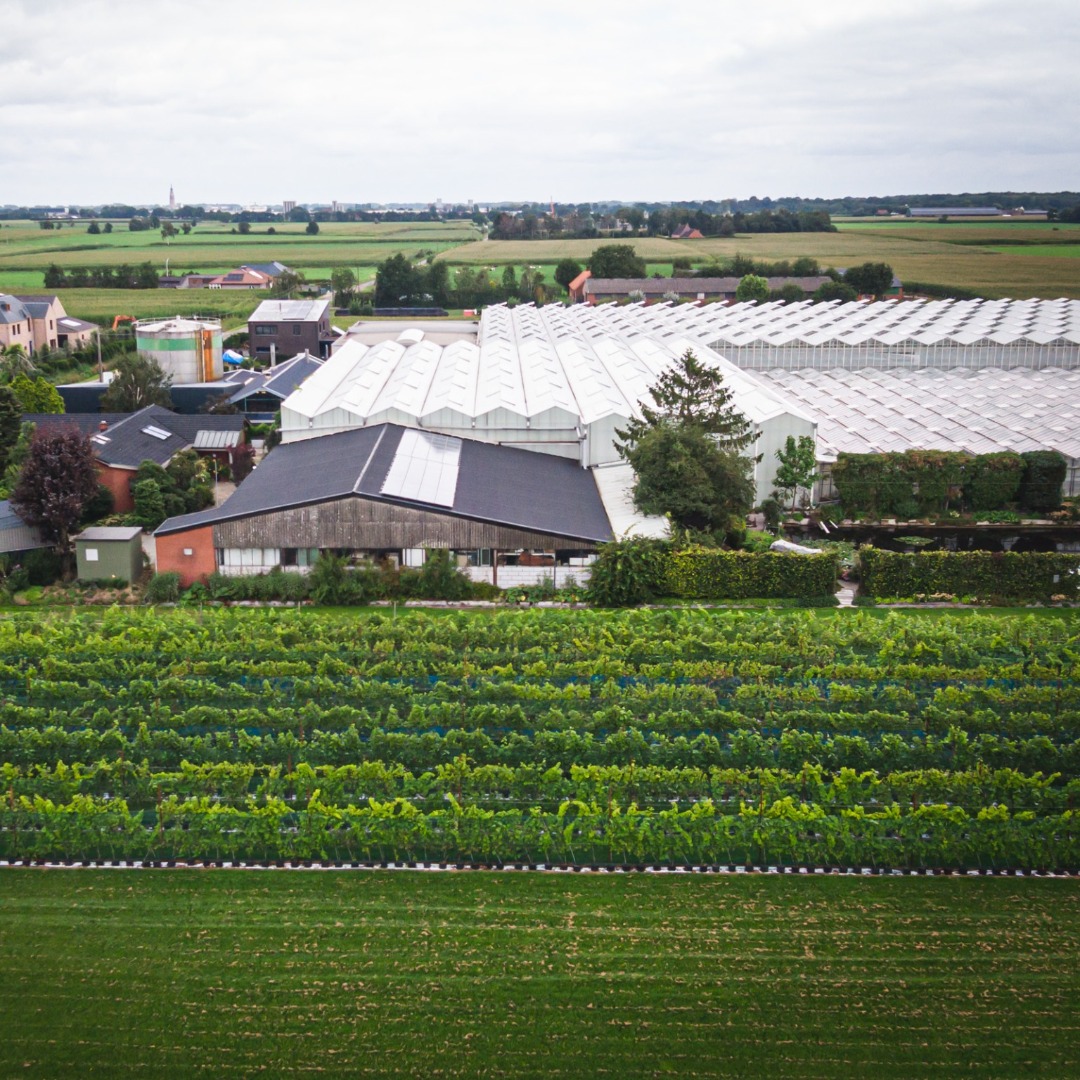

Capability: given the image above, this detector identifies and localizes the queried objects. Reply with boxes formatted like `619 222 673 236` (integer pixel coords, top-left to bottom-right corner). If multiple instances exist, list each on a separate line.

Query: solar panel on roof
380 429 461 507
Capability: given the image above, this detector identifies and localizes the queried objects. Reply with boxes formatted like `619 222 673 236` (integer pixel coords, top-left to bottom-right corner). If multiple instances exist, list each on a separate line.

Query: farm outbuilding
74 526 144 585
155 423 617 588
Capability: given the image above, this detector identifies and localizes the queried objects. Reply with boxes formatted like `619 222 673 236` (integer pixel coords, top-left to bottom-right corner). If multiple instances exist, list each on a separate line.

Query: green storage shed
74 526 144 585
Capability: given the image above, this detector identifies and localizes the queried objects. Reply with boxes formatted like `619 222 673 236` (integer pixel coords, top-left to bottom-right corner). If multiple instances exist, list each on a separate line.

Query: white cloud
0 0 1076 204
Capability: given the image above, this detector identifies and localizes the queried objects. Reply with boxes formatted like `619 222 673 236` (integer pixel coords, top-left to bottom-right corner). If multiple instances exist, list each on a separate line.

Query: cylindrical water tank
134 317 223 383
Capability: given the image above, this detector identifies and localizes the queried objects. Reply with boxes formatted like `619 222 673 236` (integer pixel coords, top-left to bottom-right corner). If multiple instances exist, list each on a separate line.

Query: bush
760 498 781 532
417 549 472 600
587 538 669 607
143 572 182 604
662 547 839 600
1018 451 1066 513
24 548 62 587
858 548 1080 602
963 452 1025 512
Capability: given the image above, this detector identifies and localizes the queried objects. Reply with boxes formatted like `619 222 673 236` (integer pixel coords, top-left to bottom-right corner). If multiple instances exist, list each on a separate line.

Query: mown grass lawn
1 871 1076 1078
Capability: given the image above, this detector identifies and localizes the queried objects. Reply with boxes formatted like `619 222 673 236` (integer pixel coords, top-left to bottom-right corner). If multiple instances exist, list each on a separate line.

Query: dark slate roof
58 382 241 415
0 295 30 325
225 353 323 405
18 300 53 319
156 423 614 543
29 406 244 469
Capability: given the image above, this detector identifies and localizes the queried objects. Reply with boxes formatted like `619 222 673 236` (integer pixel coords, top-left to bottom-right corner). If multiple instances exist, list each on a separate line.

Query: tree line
43 262 161 289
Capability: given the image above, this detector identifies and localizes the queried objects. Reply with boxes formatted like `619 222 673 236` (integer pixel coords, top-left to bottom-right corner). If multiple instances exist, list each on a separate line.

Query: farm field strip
1 608 1077 870
1 871 1077 1078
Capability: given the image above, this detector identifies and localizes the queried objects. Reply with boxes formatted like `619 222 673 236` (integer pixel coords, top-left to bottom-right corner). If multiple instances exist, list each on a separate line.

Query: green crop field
0 219 481 292
2 606 1079 870
1 870 1077 1078
441 221 1080 300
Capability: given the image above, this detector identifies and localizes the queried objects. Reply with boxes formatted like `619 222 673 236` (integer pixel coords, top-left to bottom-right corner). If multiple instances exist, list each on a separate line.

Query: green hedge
831 449 1062 517
859 548 1080 601
662 547 839 600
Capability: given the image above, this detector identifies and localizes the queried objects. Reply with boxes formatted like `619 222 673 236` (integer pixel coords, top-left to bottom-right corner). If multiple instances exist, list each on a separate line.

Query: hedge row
831 449 1066 517
859 548 1080 601
662 548 838 600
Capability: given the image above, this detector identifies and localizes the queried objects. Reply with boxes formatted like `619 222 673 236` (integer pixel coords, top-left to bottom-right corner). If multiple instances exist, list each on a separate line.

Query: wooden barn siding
211 497 601 552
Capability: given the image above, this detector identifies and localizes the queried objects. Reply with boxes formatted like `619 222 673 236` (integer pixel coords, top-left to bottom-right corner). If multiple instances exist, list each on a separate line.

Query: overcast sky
2 0 1077 206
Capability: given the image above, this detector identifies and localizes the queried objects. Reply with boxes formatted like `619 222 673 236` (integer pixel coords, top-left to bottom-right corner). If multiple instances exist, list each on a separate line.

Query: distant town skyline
2 0 1077 207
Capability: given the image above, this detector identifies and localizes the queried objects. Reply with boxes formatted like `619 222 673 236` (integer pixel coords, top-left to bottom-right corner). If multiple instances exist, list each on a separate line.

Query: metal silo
134 317 223 383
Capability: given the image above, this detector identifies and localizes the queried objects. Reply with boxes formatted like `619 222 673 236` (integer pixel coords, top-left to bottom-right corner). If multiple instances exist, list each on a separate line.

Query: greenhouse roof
758 366 1080 462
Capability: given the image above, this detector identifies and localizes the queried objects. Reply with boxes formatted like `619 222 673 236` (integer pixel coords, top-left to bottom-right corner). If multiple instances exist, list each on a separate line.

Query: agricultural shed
74 526 143 585
155 423 618 587
0 500 47 556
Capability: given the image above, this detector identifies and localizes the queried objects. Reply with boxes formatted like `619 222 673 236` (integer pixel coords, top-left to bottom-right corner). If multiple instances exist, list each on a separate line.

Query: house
220 351 324 421
1 294 98 353
14 295 63 353
670 225 704 239
208 267 274 290
567 269 592 303
0 296 34 353
248 298 333 362
154 423 614 588
581 276 831 305
27 406 245 513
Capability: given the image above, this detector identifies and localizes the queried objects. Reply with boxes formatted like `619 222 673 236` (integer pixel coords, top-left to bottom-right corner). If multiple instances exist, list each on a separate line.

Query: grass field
1 870 1076 1078
441 223 1080 300
0 219 480 289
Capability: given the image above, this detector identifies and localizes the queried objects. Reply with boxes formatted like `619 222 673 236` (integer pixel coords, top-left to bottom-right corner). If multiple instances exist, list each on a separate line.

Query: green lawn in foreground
1 871 1076 1078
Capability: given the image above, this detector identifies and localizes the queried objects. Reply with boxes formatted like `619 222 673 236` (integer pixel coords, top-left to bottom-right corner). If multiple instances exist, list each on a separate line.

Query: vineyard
1 606 1078 871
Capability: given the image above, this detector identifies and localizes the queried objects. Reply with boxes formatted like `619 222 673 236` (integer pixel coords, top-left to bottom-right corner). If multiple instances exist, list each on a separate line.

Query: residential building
220 351 324 421
28 406 245 512
208 267 274 290
1 293 97 353
0 295 33 352
248 298 333 362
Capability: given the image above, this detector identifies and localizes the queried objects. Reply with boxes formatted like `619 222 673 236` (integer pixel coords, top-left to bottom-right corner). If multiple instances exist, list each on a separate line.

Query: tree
770 283 806 303
554 258 583 293
305 219 320 235
0 345 36 383
11 375 63 414
237 220 251 235
375 254 420 306
133 478 168 530
843 262 894 299
0 386 21 476
270 269 304 298
11 425 100 559
772 435 819 510
87 221 101 235
231 442 255 484
616 349 756 536
735 274 769 303
101 353 173 411
103 222 113 234
812 280 858 303
587 244 646 279
330 267 357 307
500 266 518 302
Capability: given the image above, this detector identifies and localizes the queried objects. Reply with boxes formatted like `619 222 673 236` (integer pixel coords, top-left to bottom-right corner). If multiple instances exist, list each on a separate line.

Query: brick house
248 298 333 362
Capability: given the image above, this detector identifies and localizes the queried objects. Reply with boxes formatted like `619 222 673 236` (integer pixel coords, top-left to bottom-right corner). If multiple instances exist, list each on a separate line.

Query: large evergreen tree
616 349 757 536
